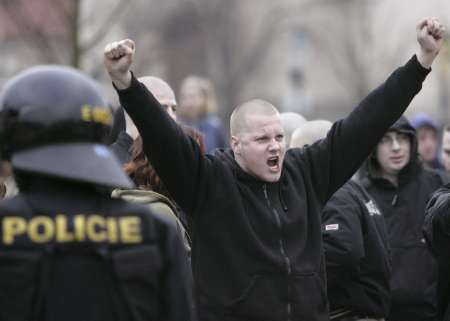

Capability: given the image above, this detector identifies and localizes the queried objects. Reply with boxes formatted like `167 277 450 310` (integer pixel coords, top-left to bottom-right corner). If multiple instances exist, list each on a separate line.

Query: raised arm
104 40 212 216
303 17 446 203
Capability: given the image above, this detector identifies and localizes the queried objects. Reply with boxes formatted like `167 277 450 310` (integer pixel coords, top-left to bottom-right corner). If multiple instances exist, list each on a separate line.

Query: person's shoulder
110 191 179 230
425 184 450 217
329 180 362 203
337 180 360 195
422 167 450 185
355 172 374 190
0 194 29 215
343 180 376 206
209 148 236 165
322 181 365 220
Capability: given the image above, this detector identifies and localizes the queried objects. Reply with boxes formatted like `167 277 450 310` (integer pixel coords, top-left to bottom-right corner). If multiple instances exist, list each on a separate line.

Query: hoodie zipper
263 184 292 321
391 193 398 206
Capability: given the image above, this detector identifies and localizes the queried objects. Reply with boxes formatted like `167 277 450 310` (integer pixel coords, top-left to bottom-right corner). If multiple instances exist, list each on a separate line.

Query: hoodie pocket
390 243 437 305
224 275 285 321
291 273 328 319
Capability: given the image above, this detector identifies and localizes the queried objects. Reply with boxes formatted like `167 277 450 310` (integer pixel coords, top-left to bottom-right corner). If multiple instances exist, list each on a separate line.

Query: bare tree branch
48 0 71 19
1 1 63 63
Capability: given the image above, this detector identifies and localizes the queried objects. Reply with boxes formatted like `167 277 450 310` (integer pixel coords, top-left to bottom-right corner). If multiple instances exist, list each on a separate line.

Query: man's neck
381 172 399 187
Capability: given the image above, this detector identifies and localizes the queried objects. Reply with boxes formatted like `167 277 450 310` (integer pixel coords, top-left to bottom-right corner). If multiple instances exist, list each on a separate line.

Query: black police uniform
0 66 193 321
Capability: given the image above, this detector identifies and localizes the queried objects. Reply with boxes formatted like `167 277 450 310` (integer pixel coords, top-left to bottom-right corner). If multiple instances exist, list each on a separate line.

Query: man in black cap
0 65 192 321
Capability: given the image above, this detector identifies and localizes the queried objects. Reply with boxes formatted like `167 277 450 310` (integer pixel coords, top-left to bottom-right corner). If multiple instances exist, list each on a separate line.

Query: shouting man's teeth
267 157 279 167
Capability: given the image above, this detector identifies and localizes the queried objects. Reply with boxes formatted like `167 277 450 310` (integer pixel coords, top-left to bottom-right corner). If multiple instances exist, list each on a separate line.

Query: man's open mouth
267 156 279 168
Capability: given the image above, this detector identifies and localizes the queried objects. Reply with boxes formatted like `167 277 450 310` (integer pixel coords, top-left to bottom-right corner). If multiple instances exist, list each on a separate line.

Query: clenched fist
416 17 446 69
104 39 135 89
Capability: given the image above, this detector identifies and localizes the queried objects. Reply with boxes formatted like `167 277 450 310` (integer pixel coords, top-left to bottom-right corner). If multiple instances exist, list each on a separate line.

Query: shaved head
138 76 176 104
138 76 177 120
290 120 332 148
230 99 279 137
229 99 285 182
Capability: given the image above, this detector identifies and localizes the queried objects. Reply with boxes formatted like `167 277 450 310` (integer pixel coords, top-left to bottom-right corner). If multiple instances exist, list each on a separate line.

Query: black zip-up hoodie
322 180 391 318
423 185 450 321
116 56 430 321
359 117 447 321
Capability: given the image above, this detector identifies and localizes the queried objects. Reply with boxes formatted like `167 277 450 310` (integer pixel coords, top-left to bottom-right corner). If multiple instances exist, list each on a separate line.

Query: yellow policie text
2 215 142 245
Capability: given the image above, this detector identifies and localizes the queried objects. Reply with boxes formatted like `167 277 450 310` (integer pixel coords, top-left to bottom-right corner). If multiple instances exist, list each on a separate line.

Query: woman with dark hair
113 126 205 252
123 126 205 197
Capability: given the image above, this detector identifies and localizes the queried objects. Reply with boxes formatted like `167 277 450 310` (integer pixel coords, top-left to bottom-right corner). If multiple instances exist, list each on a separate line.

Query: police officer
0 65 193 321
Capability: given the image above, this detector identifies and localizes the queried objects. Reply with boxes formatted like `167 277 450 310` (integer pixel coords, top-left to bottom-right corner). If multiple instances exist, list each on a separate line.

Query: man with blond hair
104 18 445 321
279 112 307 147
290 119 332 148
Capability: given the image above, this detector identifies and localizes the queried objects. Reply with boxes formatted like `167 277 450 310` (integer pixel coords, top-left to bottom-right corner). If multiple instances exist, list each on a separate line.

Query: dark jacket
423 185 450 321
0 175 192 321
322 180 391 318
117 55 429 321
358 117 447 321
110 131 133 165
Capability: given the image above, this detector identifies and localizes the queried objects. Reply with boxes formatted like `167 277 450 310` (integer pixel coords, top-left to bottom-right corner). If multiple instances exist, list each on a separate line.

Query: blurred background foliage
0 0 449 128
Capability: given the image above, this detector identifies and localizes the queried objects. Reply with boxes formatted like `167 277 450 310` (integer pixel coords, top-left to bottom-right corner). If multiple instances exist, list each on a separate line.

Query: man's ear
230 135 241 155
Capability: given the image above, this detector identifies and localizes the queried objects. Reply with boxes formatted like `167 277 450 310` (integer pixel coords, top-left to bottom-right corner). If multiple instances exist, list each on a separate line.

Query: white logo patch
93 144 110 158
325 224 339 231
365 200 381 216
